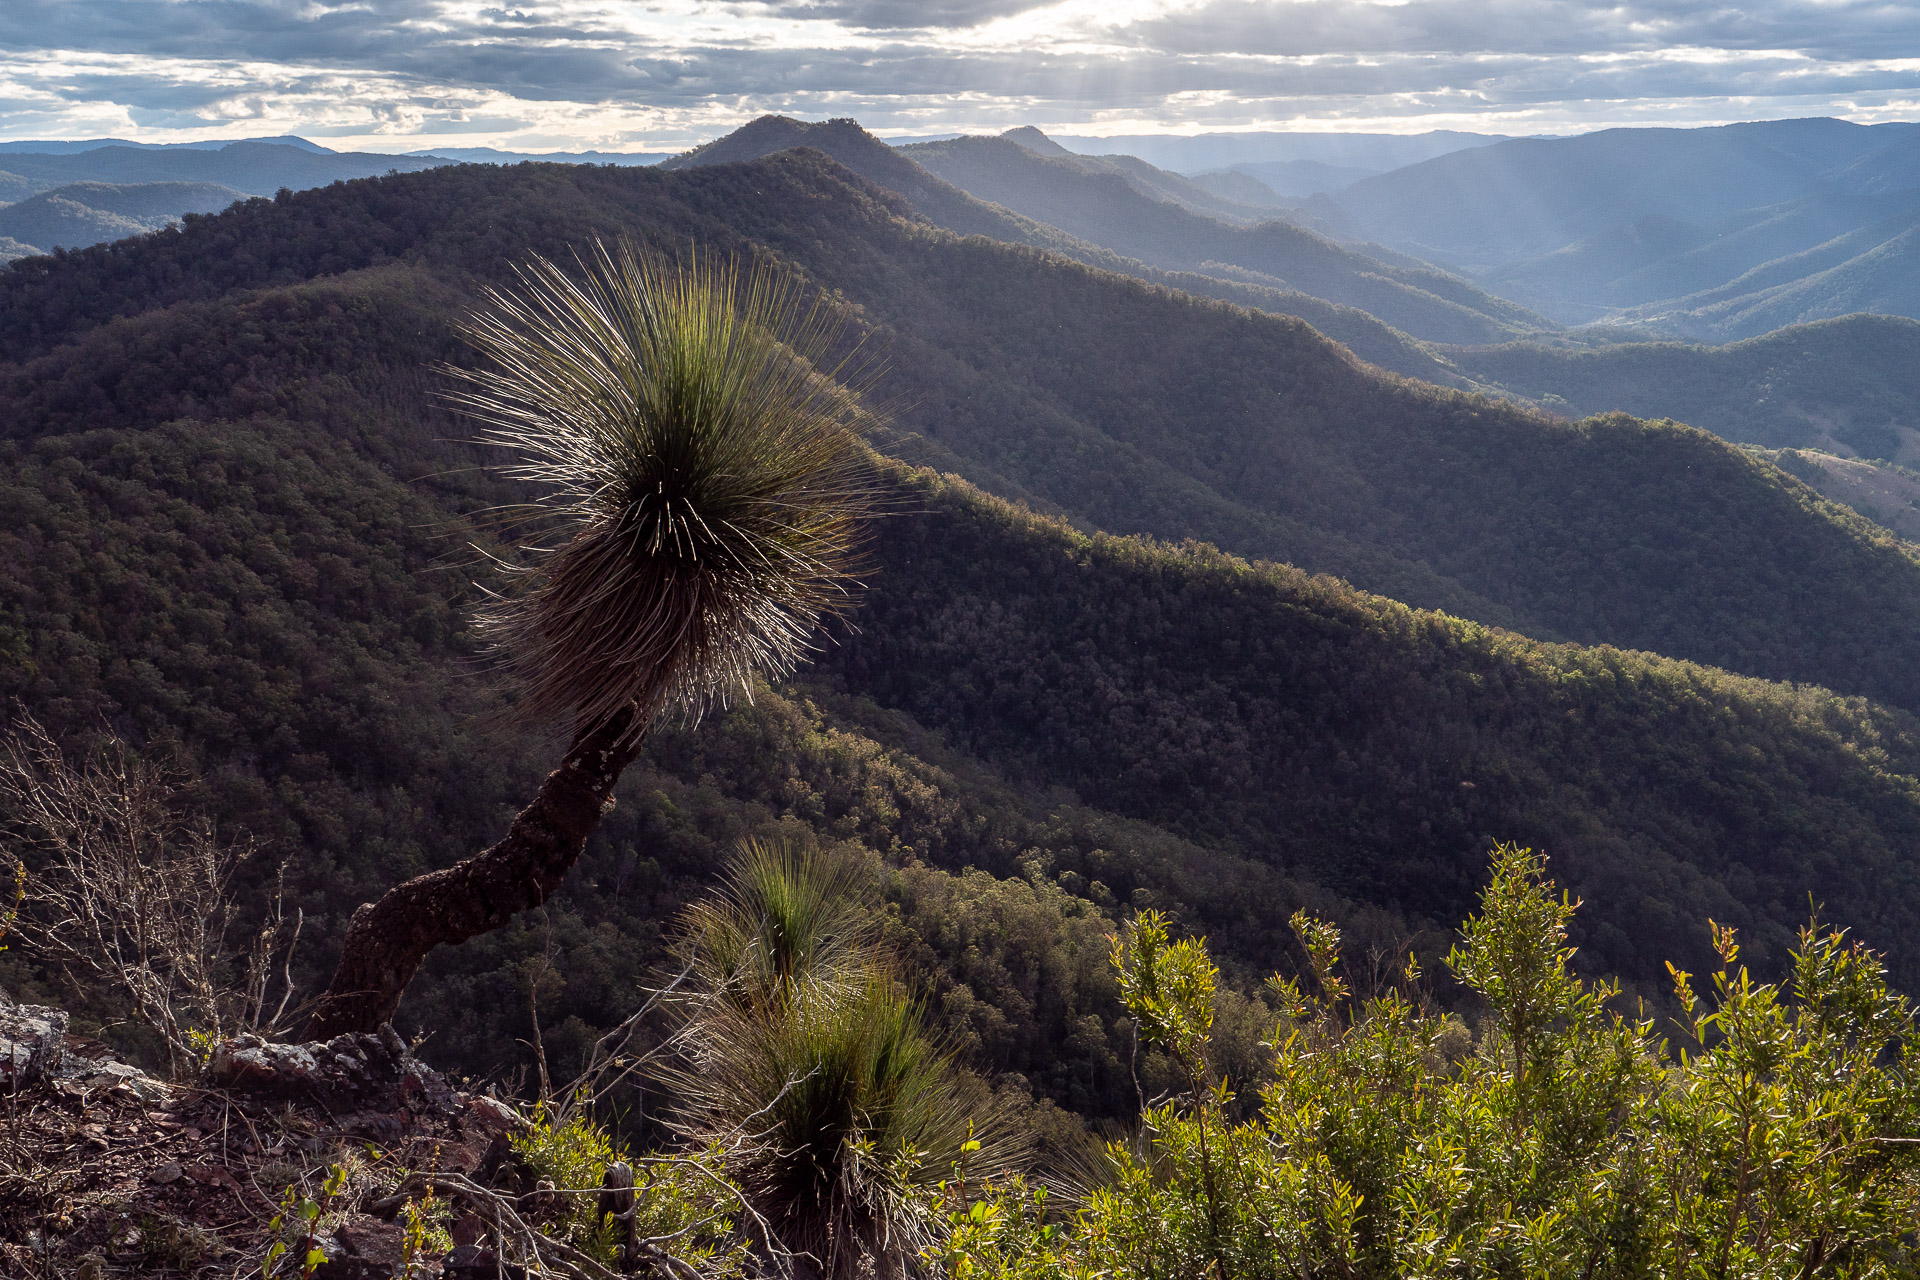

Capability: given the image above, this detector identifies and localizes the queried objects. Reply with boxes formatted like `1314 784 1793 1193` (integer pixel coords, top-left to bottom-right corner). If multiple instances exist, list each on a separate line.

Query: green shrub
935 844 1920 1278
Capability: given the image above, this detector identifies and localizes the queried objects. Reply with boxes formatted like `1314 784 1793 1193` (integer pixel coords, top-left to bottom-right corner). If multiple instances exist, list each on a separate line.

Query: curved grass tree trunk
304 244 871 1039
305 712 637 1038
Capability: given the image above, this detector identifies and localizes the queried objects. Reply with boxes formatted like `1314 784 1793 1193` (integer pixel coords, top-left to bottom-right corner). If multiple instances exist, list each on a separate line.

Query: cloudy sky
1 0 1917 151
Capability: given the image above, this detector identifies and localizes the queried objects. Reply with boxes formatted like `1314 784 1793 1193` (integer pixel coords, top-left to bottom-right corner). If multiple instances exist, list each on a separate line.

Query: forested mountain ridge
974 125 1286 225
1448 313 1920 461
894 131 1553 344
664 117 1920 469
9 153 1920 718
829 465 1920 995
659 116 1476 382
672 115 1548 347
0 180 244 260
8 150 1920 1117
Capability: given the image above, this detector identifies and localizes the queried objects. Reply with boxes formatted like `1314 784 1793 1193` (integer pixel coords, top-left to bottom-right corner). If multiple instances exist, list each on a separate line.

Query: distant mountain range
1207 159 1378 198
1329 118 1920 339
399 146 670 165
887 128 1553 345
0 137 672 261
0 139 447 197
661 115 1493 372
9 118 1920 537
655 117 1920 538
1042 129 1506 176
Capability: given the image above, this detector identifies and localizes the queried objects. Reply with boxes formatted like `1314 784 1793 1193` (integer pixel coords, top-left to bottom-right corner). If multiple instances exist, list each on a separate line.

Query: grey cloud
1130 0 1920 61
748 0 1055 29
1 0 1916 143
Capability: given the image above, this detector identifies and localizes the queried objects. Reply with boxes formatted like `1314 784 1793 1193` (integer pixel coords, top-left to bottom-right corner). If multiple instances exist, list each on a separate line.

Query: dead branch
0 714 299 1080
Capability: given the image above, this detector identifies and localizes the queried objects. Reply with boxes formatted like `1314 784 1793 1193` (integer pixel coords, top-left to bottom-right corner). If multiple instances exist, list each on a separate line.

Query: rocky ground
0 995 542 1278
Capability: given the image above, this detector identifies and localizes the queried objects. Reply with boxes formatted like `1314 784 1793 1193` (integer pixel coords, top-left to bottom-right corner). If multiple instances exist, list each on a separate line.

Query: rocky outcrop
0 995 68 1086
210 1024 463 1126
0 1007 530 1279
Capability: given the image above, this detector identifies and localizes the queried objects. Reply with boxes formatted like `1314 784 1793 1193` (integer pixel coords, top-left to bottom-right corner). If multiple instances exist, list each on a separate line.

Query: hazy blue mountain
897 131 1553 344
0 140 446 196
1617 210 1920 340
670 116 1542 353
661 115 1473 380
1185 168 1289 206
1485 189 1920 317
402 145 670 165
1046 129 1506 174
0 180 245 258
655 115 1920 442
1336 119 1905 267
1332 118 1920 332
1215 159 1379 197
987 128 1290 225
0 135 336 154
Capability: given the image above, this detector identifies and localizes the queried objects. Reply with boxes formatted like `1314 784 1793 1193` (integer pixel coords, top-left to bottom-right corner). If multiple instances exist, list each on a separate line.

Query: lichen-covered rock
0 994 68 1086
209 1026 459 1120
78 1058 169 1102
461 1093 527 1137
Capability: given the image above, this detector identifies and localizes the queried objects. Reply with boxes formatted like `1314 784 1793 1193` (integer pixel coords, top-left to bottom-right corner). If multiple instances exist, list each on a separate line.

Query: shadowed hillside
1449 314 1920 459
9 151 1920 1115
8 153 1920 715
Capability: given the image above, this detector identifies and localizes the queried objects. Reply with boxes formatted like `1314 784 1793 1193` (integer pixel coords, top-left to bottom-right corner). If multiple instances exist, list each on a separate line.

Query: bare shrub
0 714 299 1079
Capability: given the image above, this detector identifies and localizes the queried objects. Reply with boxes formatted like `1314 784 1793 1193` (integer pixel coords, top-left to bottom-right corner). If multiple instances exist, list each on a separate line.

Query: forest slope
1448 314 1920 460
7 154 1920 718
6 159 1920 1117
23 275 1920 1119
1 265 1920 1113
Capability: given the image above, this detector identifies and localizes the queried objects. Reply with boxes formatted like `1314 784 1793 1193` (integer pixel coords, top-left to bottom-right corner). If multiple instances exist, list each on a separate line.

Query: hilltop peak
1001 125 1075 157
661 115 896 171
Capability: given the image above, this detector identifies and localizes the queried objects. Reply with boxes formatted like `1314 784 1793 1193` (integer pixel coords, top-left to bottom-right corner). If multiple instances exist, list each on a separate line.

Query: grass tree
306 245 874 1038
664 842 1020 1278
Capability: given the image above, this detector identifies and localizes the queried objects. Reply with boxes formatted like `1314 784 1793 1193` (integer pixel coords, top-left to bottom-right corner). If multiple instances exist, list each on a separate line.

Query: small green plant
260 1164 345 1279
136 1214 221 1272
928 1177 1073 1280
0 856 22 953
511 1105 748 1273
511 1104 620 1241
398 1194 453 1276
933 843 1920 1278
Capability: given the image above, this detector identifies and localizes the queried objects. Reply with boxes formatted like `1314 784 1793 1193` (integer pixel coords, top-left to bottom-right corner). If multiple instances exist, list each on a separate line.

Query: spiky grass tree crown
453 244 874 737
